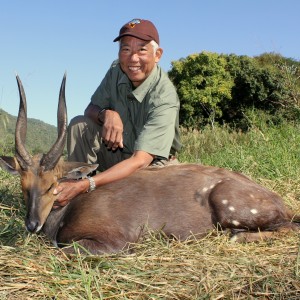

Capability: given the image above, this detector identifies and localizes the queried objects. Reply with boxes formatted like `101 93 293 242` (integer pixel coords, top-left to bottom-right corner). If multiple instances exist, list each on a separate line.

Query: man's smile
128 66 141 72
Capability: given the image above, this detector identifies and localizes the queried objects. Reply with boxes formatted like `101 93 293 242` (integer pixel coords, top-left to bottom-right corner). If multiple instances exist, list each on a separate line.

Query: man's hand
53 179 89 208
85 103 124 151
101 110 124 151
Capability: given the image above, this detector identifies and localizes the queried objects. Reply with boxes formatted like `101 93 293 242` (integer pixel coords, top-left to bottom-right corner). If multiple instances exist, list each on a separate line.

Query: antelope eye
46 184 55 193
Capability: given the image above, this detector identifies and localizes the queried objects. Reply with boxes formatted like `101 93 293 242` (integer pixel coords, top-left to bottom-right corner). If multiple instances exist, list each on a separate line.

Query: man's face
118 36 163 87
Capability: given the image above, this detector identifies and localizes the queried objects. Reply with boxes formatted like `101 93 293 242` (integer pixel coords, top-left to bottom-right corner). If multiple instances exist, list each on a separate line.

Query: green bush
169 52 300 129
169 52 234 128
225 55 287 113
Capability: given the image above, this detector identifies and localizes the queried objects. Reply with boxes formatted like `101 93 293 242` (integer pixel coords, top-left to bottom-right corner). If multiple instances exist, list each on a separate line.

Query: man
54 18 181 206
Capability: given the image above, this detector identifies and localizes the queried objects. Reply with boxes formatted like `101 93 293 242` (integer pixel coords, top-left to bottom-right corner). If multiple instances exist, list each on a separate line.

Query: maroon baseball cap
113 18 160 45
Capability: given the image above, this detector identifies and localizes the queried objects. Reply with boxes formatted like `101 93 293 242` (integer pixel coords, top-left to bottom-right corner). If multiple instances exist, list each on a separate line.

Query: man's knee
69 115 89 130
67 115 102 163
68 115 102 137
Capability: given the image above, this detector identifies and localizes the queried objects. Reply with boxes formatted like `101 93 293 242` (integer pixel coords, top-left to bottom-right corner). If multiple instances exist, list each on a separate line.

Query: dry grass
1 233 300 299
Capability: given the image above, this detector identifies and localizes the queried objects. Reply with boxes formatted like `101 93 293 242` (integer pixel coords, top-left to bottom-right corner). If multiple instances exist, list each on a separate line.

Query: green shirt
91 61 181 159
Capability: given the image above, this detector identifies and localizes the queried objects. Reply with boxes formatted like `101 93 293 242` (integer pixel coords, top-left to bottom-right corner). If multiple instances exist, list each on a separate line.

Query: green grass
1 122 300 299
178 122 300 180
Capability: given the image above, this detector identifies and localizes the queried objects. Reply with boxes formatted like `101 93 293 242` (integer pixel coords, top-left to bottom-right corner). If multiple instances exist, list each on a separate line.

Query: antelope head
0 75 97 233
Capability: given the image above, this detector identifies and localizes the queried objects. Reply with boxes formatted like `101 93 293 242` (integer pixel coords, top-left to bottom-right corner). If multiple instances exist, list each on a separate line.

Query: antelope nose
25 219 40 233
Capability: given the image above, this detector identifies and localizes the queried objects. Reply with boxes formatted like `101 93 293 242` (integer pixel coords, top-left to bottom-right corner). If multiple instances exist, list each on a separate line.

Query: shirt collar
118 65 159 103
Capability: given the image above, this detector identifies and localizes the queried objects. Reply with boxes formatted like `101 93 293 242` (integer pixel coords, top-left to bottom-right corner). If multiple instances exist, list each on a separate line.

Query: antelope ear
66 164 99 180
0 156 20 175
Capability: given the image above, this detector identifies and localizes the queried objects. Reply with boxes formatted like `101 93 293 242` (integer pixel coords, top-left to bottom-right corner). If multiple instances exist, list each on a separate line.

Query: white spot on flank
229 206 235 212
222 199 228 205
230 235 238 242
209 184 215 189
232 220 240 226
250 194 255 199
202 187 209 192
250 209 258 215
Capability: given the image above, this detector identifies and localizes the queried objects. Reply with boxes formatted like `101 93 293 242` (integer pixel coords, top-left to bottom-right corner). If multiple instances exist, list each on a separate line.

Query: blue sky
1 0 299 126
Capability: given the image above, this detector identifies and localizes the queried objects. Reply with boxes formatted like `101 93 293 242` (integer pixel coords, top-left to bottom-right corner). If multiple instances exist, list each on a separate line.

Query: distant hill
0 108 58 155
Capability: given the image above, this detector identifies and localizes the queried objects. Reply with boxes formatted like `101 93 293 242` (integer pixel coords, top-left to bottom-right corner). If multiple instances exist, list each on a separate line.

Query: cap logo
128 19 141 28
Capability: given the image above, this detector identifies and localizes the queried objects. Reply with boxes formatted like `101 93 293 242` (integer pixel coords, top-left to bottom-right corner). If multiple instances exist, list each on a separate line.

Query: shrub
169 52 300 129
169 52 234 128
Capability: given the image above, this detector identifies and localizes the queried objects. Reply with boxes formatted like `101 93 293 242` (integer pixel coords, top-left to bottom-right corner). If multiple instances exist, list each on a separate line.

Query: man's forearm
91 151 154 188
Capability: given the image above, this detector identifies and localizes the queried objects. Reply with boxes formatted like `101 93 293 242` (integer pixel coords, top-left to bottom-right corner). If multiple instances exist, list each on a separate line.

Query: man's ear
66 164 99 179
0 156 20 175
155 47 163 63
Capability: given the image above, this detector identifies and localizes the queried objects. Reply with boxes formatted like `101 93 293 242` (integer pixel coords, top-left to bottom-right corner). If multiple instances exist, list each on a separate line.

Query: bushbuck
0 75 299 254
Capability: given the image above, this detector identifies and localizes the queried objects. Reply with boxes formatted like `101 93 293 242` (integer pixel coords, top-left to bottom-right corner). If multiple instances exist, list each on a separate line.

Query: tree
169 52 233 128
169 52 300 129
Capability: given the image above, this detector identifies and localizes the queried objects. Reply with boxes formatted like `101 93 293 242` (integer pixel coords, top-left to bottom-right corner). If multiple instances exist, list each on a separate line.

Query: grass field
1 122 300 299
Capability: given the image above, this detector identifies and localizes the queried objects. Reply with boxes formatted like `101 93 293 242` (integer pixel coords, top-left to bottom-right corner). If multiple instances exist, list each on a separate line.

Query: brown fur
2 157 298 255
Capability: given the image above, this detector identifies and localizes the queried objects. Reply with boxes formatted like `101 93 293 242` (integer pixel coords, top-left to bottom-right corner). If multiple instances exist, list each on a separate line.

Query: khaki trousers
67 116 131 172
67 116 179 171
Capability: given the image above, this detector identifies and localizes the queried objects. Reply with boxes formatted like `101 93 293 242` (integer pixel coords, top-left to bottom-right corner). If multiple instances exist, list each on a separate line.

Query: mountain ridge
0 108 58 155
